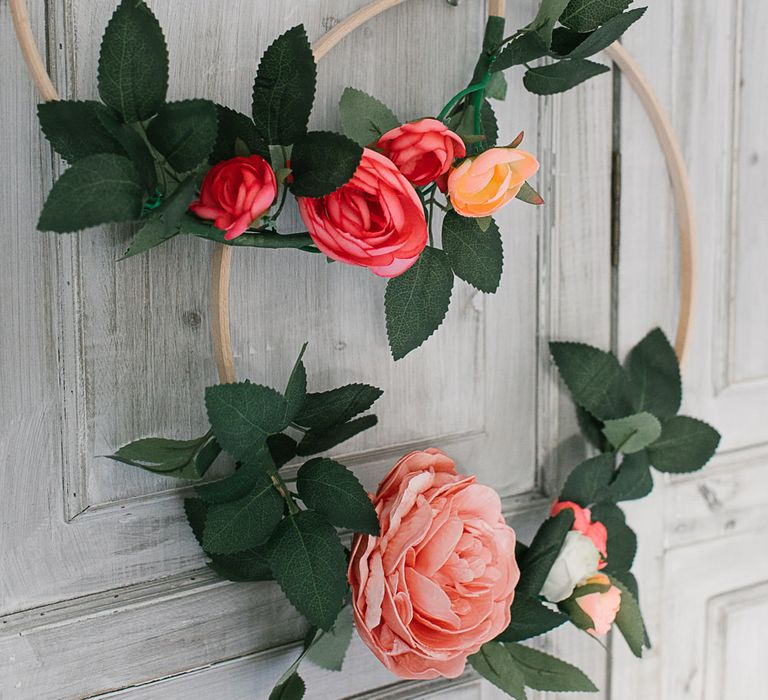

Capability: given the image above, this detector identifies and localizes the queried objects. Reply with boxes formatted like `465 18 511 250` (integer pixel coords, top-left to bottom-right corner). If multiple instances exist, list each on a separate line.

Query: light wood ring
11 0 695 381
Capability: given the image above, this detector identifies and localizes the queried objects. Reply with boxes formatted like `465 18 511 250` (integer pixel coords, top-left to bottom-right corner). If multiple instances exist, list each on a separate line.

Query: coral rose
574 574 622 636
189 155 277 240
348 449 519 680
375 118 466 187
447 147 539 218
551 501 608 560
297 149 427 278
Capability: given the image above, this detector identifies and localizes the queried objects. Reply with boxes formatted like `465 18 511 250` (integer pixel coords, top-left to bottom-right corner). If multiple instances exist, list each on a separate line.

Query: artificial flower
297 149 427 277
551 500 608 562
375 118 466 187
541 530 602 603
348 449 519 679
447 147 539 218
573 573 622 636
189 155 277 240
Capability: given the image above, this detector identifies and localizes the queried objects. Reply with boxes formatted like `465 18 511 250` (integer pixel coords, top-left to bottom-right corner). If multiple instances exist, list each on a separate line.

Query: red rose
297 149 427 277
376 118 466 187
189 155 277 240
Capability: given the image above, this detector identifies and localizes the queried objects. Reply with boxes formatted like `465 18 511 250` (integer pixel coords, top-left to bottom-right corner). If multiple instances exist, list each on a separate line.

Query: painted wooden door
3 0 758 698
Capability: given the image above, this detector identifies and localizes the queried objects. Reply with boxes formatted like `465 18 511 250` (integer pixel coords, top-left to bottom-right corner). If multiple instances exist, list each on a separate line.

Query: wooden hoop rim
11 0 695 383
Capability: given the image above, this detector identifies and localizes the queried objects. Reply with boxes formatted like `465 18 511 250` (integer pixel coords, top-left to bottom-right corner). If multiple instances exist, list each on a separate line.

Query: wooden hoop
11 0 695 381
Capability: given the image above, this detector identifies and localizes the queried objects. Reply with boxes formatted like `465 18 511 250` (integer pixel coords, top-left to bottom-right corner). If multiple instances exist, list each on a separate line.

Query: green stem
267 464 299 515
436 75 491 122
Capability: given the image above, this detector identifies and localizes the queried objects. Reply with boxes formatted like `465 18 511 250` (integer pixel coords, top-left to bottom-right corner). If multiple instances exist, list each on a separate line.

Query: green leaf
296 458 378 535
609 575 647 657
606 451 653 502
38 154 143 232
549 341 632 420
204 382 290 464
625 327 682 419
146 99 219 172
289 131 363 197
296 415 378 456
268 672 305 700
252 24 317 146
469 642 526 700
492 31 550 72
211 105 270 163
385 247 454 360
95 111 158 194
120 218 178 260
97 0 168 122
561 0 632 32
195 450 271 504
603 412 662 454
526 0 573 45
202 469 284 554
523 59 610 95
267 510 348 630
576 405 608 451
284 343 308 421
496 595 568 642
305 605 354 671
37 101 124 162
515 181 544 205
109 433 219 479
504 642 598 692
294 384 383 431
555 8 647 59
338 87 400 147
647 416 720 473
559 594 596 631
590 502 636 571
485 71 508 100
559 453 615 506
442 211 503 293
268 433 298 468
517 510 574 597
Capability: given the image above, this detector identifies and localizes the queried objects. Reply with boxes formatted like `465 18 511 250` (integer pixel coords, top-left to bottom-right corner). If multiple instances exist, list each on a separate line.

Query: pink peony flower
348 449 519 680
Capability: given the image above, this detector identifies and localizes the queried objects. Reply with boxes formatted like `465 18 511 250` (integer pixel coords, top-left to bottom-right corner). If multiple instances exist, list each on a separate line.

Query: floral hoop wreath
11 0 695 380
11 0 714 697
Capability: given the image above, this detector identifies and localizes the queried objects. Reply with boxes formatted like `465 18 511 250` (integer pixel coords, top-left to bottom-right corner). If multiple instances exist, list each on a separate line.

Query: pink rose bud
551 500 608 562
189 155 277 241
447 147 539 218
574 573 622 636
348 449 520 679
376 118 466 187
298 149 427 278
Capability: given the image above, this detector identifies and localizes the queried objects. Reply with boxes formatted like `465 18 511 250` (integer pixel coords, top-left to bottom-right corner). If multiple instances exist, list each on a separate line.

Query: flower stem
436 74 492 123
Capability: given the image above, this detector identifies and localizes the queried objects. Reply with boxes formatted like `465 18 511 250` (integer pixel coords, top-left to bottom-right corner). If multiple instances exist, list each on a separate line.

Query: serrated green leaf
97 0 168 122
485 71 508 100
549 341 632 420
109 432 219 479
146 99 218 172
561 0 632 32
120 218 178 260
385 246 454 360
576 405 608 451
267 510 348 630
305 605 354 672
609 575 647 657
469 642 526 699
492 31 550 72
294 383 383 431
267 433 298 468
517 510 574 597
515 181 544 205
211 105 270 163
442 211 503 293
603 412 662 454
95 110 158 194
285 344 308 421
289 131 362 197
195 450 271 504
202 469 284 554
590 502 636 571
38 154 143 232
556 8 647 59
523 59 610 95
339 87 400 147
526 0 573 45
204 382 290 464
269 672 305 700
504 642 598 692
559 453 615 506
606 451 653 502
647 416 720 473
296 415 378 456
252 25 316 146
625 327 682 419
296 458 378 535
37 101 124 163
496 596 568 642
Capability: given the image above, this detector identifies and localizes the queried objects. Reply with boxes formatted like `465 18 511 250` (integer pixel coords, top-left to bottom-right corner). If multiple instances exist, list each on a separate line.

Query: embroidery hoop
11 0 696 381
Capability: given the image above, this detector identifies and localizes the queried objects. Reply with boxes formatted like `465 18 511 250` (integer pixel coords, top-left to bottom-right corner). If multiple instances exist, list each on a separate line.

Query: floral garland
28 1 723 698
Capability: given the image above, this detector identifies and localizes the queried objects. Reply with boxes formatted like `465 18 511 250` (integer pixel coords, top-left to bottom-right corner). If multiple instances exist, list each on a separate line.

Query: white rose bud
540 531 601 603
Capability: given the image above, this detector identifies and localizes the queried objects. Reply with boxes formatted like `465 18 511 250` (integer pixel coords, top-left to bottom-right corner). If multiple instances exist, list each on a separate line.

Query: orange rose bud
447 147 539 218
